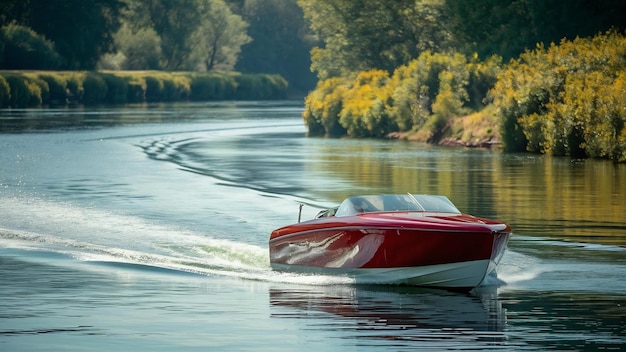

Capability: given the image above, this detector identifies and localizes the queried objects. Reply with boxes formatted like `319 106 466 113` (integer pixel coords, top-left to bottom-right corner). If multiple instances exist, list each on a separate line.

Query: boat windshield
334 194 460 216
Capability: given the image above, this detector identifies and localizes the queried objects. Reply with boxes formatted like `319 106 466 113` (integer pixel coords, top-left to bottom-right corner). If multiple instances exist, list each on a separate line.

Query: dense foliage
0 23 63 69
492 32 626 162
234 0 316 94
0 71 287 107
300 0 626 162
298 0 452 81
444 0 626 60
1 0 626 161
304 51 501 138
0 0 314 93
303 28 626 162
108 0 250 71
0 0 124 70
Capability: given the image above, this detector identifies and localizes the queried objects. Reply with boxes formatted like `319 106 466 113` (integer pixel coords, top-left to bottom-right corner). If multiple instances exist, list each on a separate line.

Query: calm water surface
0 102 624 351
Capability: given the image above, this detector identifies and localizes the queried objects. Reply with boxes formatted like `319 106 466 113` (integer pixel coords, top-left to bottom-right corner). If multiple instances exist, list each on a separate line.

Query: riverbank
0 70 288 108
390 107 502 149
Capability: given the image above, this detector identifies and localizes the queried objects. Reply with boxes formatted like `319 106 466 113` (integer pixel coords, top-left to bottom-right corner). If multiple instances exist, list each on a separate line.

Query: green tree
444 0 626 60
0 22 63 69
111 22 162 70
0 0 124 69
299 0 451 80
27 0 124 69
119 0 249 71
191 0 251 71
137 0 203 70
235 0 316 93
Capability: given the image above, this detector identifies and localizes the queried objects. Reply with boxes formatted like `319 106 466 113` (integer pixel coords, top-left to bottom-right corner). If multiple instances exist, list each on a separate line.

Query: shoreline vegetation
2 1 625 164
0 70 288 107
392 105 502 149
2 1 625 162
303 31 626 162
1 33 625 162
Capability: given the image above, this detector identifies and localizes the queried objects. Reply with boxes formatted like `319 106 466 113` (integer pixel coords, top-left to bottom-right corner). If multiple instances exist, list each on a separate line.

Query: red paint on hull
270 212 511 270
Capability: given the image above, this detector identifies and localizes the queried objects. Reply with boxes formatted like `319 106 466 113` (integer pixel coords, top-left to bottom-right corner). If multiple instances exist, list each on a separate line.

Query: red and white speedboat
269 194 511 292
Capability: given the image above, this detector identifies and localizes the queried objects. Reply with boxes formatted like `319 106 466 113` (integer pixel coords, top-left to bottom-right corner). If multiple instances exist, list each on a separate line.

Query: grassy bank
0 70 288 108
391 105 501 148
441 107 501 148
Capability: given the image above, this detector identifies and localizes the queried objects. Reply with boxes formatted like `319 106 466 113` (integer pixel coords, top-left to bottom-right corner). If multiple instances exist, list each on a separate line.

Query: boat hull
269 214 511 291
271 259 492 291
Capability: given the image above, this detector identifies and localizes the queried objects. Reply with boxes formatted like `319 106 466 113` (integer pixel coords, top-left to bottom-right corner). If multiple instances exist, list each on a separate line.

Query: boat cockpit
317 194 461 218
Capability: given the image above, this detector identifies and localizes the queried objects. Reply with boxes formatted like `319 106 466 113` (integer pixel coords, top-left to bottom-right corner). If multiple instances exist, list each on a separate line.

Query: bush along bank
303 31 626 163
0 71 288 108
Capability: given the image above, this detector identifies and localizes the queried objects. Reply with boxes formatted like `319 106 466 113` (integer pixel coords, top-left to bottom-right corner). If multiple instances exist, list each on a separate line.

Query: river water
0 102 624 351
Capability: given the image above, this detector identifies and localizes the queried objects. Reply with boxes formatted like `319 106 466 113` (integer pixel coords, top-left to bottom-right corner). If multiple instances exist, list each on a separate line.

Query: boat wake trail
0 226 354 286
0 196 352 286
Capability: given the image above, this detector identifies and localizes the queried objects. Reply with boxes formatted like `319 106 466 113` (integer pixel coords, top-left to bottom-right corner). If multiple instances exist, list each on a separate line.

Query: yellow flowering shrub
492 31 626 161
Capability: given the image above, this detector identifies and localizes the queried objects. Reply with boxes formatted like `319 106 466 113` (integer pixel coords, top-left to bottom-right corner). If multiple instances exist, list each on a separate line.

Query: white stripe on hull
271 259 492 289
